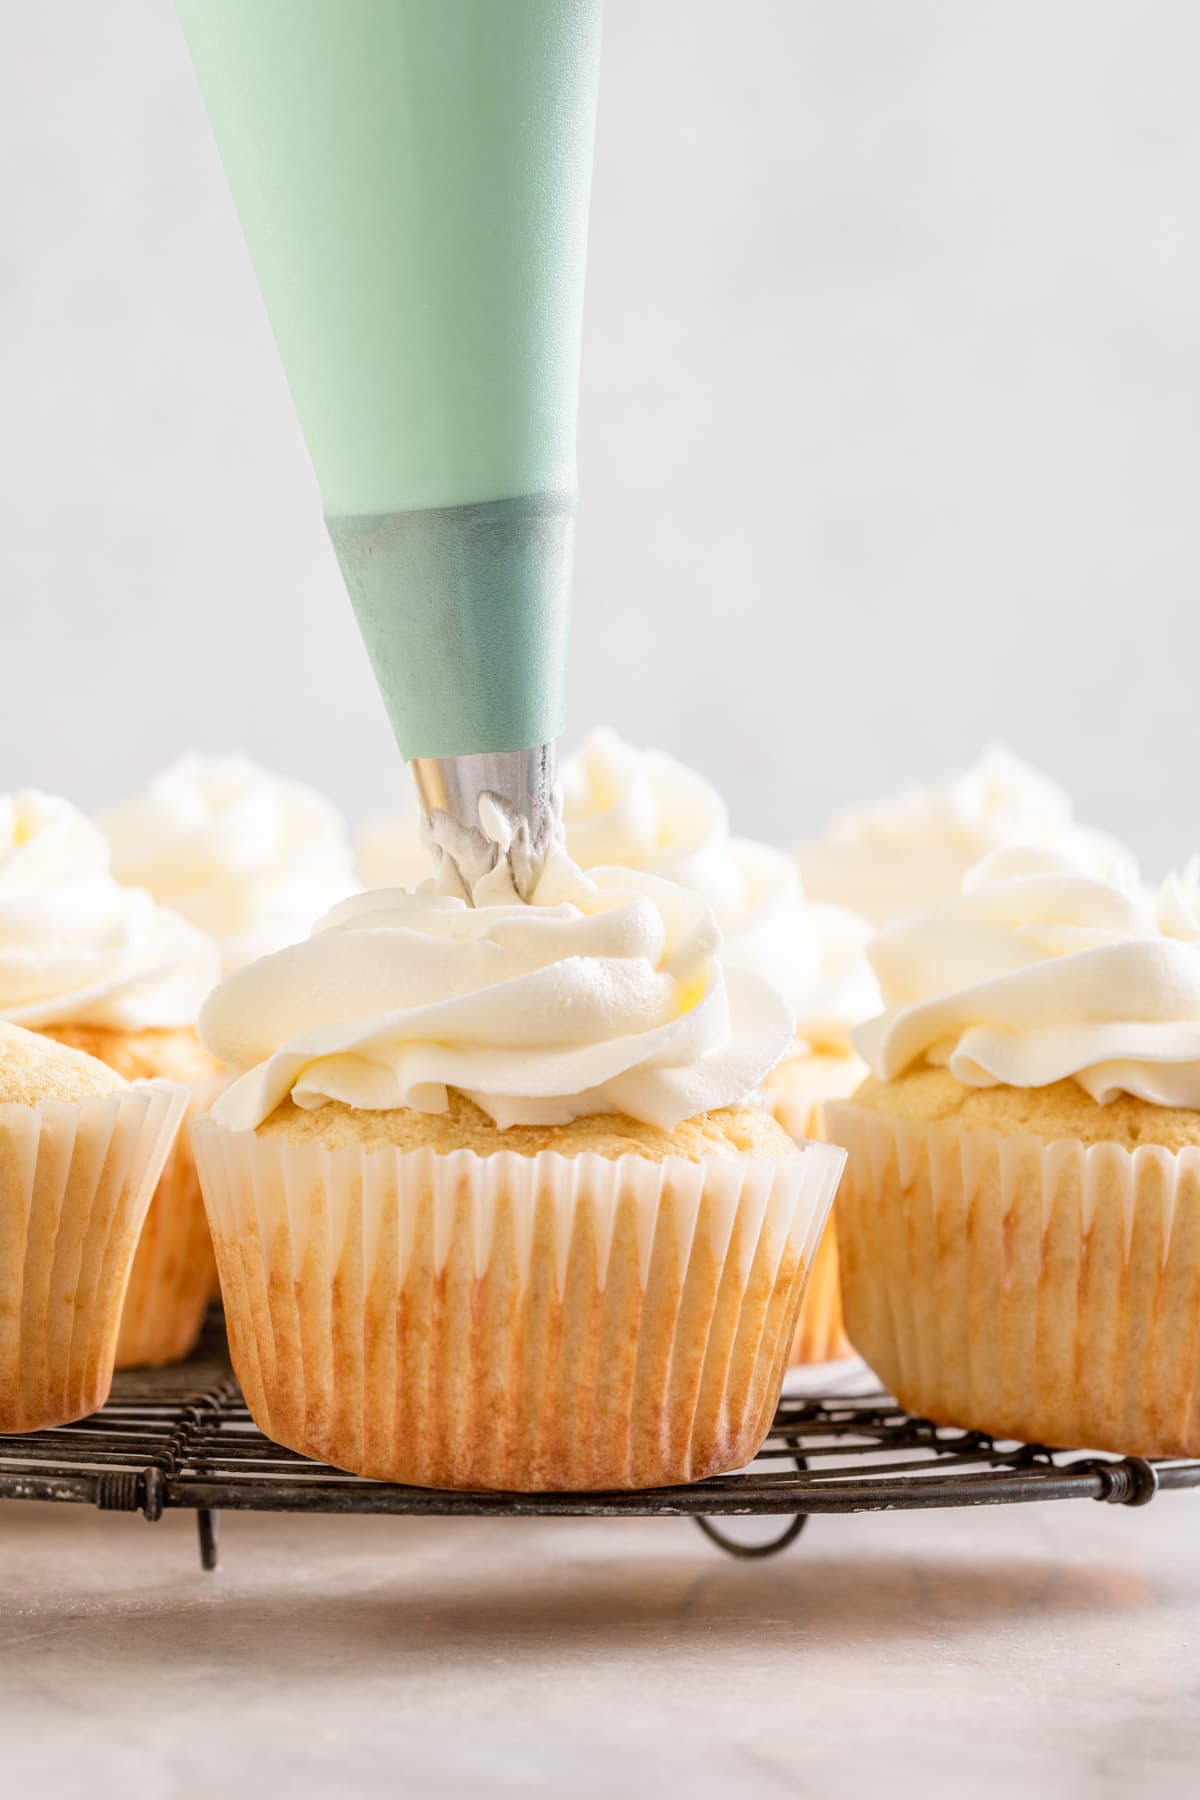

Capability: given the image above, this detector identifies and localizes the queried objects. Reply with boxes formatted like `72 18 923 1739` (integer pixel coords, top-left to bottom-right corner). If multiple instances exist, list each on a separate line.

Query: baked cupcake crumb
256 1088 796 1162
41 1022 222 1088
854 1065 1200 1152
0 1021 126 1106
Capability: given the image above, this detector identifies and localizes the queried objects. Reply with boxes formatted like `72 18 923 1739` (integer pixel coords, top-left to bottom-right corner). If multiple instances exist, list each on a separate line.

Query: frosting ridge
99 753 356 972
561 729 877 1050
202 847 794 1133
359 728 878 1049
856 847 1200 1109
0 791 218 1029
796 745 1136 925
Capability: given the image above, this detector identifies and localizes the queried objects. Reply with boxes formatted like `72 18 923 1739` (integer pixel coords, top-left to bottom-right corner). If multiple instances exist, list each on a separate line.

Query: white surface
3 2 1200 872
3 1494 1198 1798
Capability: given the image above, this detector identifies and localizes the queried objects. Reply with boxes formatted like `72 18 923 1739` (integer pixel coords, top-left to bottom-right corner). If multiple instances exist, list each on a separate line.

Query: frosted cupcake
99 753 357 973
829 847 1200 1456
357 729 870 1362
0 792 221 1367
795 744 1135 926
192 850 844 1491
0 1020 186 1429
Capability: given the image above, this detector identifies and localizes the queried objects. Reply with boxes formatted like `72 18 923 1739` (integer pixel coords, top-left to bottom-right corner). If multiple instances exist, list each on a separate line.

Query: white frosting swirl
559 730 877 1051
0 791 218 1029
357 729 878 1051
202 848 794 1133
99 754 357 973
855 846 1200 1109
561 730 738 907
1158 858 1200 941
796 745 1136 925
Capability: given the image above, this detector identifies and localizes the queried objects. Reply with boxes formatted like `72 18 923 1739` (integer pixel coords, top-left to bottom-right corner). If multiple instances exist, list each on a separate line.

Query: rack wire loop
1079 1455 1162 1507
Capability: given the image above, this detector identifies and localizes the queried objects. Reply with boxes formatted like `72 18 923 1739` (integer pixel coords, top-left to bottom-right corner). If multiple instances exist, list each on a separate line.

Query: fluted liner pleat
768 1084 854 1365
0 1081 188 1430
827 1100 1200 1456
787 1223 848 1364
114 1078 224 1368
191 1120 846 1491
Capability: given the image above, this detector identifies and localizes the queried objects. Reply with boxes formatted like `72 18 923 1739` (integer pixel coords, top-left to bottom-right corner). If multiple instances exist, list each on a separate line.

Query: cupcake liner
785 1221 847 1365
827 1099 1200 1456
0 1081 188 1431
114 1075 226 1369
191 1118 845 1491
767 1058 865 1365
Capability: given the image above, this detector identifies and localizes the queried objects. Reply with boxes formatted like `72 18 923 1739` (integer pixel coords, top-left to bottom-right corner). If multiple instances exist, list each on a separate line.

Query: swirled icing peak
796 745 1136 925
359 729 877 1051
359 729 877 1047
855 846 1200 1109
1157 858 1200 941
561 729 877 1048
98 754 356 972
0 791 218 1029
201 847 794 1133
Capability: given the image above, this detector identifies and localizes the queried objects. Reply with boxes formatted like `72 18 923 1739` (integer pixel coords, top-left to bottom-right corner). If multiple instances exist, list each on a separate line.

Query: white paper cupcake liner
0 1080 188 1430
766 1053 866 1365
115 1072 227 1369
827 1098 1200 1455
191 1118 845 1491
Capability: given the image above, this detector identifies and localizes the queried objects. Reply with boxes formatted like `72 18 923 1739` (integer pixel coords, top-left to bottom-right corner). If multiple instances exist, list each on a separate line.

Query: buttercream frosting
1158 859 1200 941
201 847 794 1133
99 754 357 972
559 729 877 1052
359 729 876 1052
856 846 1200 1109
0 791 218 1029
796 745 1136 926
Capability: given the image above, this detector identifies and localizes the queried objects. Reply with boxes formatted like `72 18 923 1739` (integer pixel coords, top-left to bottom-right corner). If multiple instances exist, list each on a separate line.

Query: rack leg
693 1511 808 1559
196 1508 220 1572
695 1443 810 1558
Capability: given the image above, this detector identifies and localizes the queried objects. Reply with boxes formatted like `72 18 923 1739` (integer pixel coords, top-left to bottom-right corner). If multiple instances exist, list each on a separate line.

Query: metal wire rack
1 1313 1197 1569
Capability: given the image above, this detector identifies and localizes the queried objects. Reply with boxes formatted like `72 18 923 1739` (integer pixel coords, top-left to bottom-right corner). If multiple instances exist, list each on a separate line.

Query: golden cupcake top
851 1067 1200 1153
257 1088 796 1162
0 1019 127 1106
38 1022 222 1088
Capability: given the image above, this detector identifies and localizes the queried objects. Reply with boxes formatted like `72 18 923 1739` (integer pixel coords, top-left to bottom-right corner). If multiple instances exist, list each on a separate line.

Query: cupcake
356 728 871 1363
98 752 357 973
829 846 1200 1456
0 791 221 1368
0 1020 186 1429
795 744 1136 926
191 849 845 1491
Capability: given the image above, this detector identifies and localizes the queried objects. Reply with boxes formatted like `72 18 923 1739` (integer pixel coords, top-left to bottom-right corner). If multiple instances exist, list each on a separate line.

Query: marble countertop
3 1476 1197 1799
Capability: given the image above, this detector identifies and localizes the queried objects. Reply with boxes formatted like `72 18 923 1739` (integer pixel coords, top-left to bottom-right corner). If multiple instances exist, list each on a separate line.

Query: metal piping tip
409 744 558 902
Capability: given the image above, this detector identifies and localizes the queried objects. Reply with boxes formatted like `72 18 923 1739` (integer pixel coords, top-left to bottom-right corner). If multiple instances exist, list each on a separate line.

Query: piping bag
176 0 602 897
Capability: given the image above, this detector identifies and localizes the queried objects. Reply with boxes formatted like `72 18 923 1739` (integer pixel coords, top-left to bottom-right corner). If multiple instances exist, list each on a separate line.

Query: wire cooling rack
1 1313 1196 1568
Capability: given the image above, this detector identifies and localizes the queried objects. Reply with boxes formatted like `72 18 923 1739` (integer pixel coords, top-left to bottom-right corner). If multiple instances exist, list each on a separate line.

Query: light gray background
2 1 1196 873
